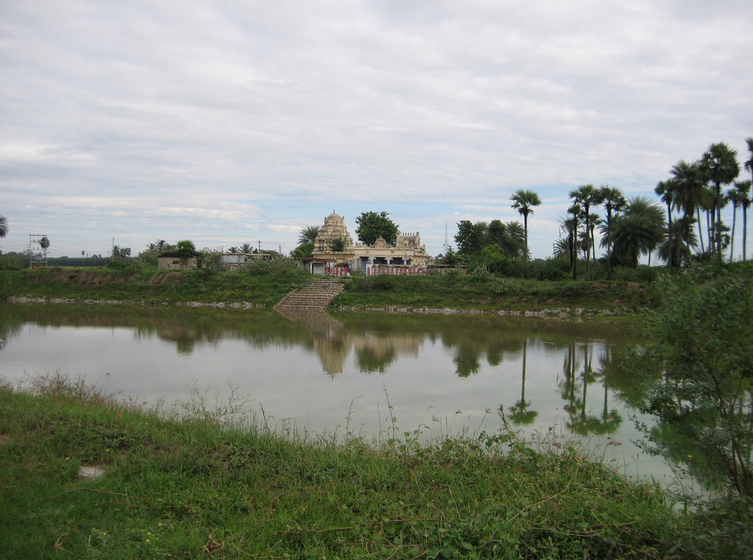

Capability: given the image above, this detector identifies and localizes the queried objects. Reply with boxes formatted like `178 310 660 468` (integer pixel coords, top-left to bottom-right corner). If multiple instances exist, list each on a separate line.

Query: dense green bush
0 254 23 270
527 256 570 281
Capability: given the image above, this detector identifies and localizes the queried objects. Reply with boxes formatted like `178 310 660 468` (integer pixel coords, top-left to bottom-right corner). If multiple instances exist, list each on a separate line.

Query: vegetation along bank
0 259 658 316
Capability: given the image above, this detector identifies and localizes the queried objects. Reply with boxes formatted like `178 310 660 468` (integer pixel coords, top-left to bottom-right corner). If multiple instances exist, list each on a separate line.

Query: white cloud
0 0 751 258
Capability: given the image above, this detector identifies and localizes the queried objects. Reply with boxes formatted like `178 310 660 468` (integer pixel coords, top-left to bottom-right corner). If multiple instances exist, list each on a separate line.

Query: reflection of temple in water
276 309 424 376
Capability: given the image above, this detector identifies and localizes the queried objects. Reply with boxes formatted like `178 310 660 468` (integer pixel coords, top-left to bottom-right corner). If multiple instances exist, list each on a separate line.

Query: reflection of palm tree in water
559 342 582 417
509 339 538 425
568 342 623 435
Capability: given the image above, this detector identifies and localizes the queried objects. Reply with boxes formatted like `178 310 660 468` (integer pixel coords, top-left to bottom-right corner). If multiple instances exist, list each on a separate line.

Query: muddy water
0 303 676 486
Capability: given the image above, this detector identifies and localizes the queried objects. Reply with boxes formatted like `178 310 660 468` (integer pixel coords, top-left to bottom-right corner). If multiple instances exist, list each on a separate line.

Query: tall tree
727 187 742 262
589 214 601 264
566 204 581 279
670 160 708 255
611 197 665 268
569 185 598 279
700 142 740 258
744 137 753 260
510 189 541 279
0 215 8 238
355 211 398 246
298 225 321 245
596 186 626 280
735 180 752 262
655 180 676 268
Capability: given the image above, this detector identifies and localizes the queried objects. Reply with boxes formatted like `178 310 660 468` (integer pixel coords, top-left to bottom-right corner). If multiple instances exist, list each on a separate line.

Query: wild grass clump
0 373 706 559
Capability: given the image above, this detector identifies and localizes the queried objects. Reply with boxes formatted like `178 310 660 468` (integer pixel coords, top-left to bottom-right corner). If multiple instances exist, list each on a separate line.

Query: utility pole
258 240 261 253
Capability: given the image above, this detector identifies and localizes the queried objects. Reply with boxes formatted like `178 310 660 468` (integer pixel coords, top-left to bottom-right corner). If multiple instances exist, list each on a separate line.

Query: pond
0 304 676 486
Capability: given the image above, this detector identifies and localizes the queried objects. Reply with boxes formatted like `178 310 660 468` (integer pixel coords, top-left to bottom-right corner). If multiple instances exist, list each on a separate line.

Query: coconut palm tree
735 180 752 262
596 186 626 280
670 160 708 255
700 143 740 258
510 189 541 279
0 215 7 238
611 197 666 268
569 185 598 279
298 225 321 245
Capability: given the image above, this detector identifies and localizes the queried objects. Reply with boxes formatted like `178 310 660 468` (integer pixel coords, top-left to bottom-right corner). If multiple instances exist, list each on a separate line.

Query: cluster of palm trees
552 140 752 278
658 141 752 266
556 185 652 280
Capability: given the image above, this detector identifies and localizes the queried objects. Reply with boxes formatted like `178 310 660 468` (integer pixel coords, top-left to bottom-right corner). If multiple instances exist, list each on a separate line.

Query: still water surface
0 304 675 485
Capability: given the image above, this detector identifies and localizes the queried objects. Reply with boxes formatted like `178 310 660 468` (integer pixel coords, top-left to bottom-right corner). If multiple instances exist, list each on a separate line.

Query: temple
312 211 433 271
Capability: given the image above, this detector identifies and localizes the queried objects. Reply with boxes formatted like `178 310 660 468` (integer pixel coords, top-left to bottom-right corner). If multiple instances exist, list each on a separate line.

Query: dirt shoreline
6 295 625 319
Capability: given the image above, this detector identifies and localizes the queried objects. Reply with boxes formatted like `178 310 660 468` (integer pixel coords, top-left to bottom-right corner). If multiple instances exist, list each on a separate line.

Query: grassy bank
0 265 310 306
0 266 656 314
333 273 655 313
0 376 690 559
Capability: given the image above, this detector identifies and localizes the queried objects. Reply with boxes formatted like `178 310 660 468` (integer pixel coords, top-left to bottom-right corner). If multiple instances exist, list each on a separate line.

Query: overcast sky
1 0 751 260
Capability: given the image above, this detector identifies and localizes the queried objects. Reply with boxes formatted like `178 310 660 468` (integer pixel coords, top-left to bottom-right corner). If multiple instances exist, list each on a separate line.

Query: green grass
0 265 310 306
1 266 657 315
334 273 656 313
0 374 696 559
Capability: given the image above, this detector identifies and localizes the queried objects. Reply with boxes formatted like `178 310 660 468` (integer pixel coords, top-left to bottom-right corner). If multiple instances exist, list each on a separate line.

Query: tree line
449 139 752 281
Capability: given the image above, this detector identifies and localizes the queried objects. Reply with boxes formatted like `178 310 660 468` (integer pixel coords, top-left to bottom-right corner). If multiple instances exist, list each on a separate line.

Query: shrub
0 254 23 270
528 257 570 281
628 264 753 496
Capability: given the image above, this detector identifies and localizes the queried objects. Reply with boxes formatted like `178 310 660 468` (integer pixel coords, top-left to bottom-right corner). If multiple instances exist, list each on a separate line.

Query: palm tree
240 242 253 254
727 187 743 262
701 143 740 257
504 221 526 258
596 186 626 280
0 215 8 238
655 180 676 268
611 197 665 268
670 160 708 255
743 137 753 260
589 214 602 264
745 137 753 184
298 225 321 245
569 185 598 279
566 205 581 279
735 180 752 262
510 189 541 279
659 216 698 266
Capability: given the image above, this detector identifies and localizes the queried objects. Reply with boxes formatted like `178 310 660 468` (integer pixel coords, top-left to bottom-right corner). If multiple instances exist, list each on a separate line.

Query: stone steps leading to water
274 278 346 310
